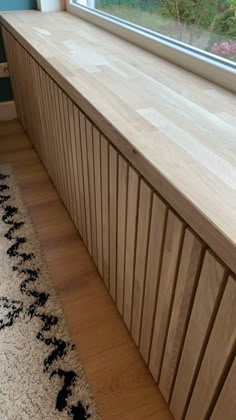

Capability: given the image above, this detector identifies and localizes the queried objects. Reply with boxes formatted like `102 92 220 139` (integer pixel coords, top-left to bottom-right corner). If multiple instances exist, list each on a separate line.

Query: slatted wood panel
3 28 236 420
101 135 110 289
116 155 128 316
131 179 152 346
68 100 82 235
123 167 140 329
93 127 103 276
86 118 98 266
149 210 185 382
73 106 87 243
211 357 236 420
140 194 167 363
170 251 228 419
159 229 204 403
185 275 236 420
109 145 118 301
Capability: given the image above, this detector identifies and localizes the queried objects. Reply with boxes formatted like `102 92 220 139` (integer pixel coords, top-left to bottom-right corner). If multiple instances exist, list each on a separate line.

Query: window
73 0 236 64
66 0 236 92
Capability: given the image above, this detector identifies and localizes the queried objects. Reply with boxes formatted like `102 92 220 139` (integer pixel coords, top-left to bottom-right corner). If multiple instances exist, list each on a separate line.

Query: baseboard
0 101 17 121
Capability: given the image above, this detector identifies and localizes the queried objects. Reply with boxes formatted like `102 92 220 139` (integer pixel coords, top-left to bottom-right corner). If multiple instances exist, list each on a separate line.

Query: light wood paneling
159 229 204 402
0 118 172 420
64 94 77 223
44 72 55 182
47 76 60 190
131 179 152 346
67 97 79 227
109 144 118 301
1 12 236 276
100 135 110 289
170 251 227 420
211 357 236 420
123 167 139 329
116 155 128 315
86 118 98 265
31 59 47 164
80 111 92 256
58 87 71 211
37 65 50 170
149 211 185 382
186 275 236 420
73 106 87 244
2 28 236 420
68 99 82 235
93 127 103 277
140 194 167 363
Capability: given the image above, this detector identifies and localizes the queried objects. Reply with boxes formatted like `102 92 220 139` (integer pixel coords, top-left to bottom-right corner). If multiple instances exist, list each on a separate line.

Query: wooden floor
0 118 172 420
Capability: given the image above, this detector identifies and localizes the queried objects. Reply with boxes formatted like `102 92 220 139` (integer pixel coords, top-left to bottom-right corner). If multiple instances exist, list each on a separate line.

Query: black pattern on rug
0 172 92 419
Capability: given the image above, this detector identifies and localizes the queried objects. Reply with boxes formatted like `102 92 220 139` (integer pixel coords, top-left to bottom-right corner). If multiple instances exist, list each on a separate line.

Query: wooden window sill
0 10 235 274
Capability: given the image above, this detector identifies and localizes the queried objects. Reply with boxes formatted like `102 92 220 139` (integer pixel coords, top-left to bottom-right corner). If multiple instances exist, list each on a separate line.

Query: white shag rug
0 166 100 420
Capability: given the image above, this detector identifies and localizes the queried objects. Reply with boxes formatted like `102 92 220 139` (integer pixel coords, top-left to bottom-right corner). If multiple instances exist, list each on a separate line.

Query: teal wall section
0 1 37 12
0 0 37 102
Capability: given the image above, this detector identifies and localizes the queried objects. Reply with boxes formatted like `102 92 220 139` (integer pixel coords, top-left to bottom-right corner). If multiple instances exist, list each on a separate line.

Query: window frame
65 0 236 93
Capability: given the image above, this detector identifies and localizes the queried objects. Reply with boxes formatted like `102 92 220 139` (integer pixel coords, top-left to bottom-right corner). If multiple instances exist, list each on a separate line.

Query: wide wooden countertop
1 10 236 273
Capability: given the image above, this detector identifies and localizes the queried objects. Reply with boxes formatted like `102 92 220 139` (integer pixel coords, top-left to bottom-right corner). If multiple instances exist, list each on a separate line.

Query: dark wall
0 0 37 102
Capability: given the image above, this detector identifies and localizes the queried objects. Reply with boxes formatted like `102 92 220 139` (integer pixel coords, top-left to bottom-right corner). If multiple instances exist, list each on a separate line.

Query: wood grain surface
0 119 173 420
1 11 236 274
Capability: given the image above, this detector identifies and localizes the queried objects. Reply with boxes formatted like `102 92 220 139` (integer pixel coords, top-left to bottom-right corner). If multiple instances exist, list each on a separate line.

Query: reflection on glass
73 0 236 63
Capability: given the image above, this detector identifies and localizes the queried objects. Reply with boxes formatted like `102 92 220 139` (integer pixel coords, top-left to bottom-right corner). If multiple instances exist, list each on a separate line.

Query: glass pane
73 0 236 64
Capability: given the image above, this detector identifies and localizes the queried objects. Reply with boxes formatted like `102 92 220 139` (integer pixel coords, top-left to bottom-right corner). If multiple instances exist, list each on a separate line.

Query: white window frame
65 0 236 93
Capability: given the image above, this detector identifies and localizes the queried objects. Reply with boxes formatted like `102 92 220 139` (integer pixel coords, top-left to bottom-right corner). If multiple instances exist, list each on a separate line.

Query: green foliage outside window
161 0 218 29
94 0 236 61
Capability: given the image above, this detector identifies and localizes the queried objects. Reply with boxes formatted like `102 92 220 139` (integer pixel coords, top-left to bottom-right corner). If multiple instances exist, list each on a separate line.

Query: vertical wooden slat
24 52 34 142
80 111 92 255
109 145 118 301
50 79 65 199
17 43 28 132
48 76 61 191
186 275 236 420
58 88 71 211
63 94 77 222
18 42 28 129
101 135 110 288
41 71 54 179
12 41 25 130
30 58 42 155
131 179 152 346
23 49 32 135
123 167 139 329
159 229 204 402
57 88 70 209
46 72 59 185
28 55 41 154
31 59 46 161
93 127 103 276
211 357 236 420
140 194 167 363
170 251 227 420
67 100 82 235
37 66 50 169
73 106 87 244
86 119 98 264
116 155 128 315
149 210 185 382
66 97 79 224
54 83 68 205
